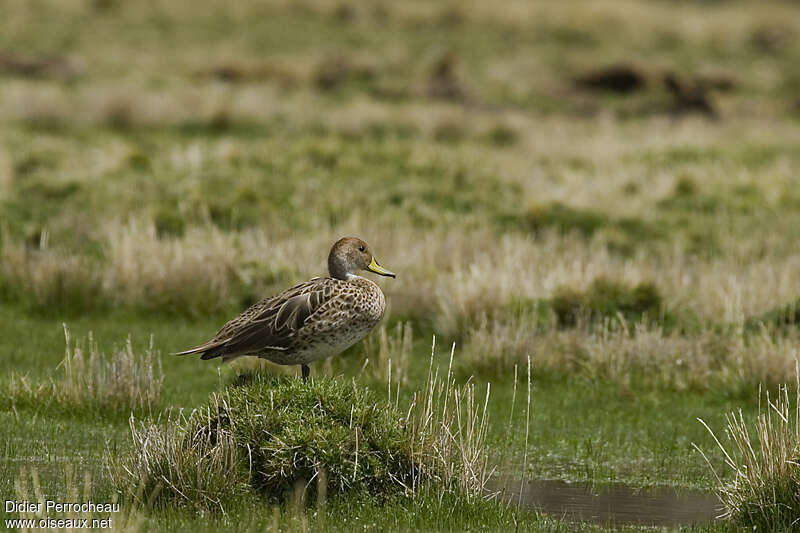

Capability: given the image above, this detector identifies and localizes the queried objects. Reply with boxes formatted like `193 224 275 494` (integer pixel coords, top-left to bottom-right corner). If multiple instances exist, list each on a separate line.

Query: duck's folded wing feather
216 291 326 356
177 282 332 360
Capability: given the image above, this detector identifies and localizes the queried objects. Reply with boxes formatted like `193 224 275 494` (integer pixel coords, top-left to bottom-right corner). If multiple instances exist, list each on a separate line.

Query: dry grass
6 326 163 411
530 321 800 390
104 223 242 314
405 339 493 500
112 402 250 514
434 231 800 330
695 363 800 530
358 321 413 385
461 315 538 375
0 246 106 314
7 222 800 323
5 220 800 388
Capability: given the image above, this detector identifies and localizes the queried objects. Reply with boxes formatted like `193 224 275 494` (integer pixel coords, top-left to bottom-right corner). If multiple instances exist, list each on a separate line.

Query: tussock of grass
0 246 106 315
6 326 163 411
408 341 493 499
113 406 251 514
484 123 518 147
695 364 800 530
550 277 663 328
525 202 610 237
462 314 537 375
115 343 492 512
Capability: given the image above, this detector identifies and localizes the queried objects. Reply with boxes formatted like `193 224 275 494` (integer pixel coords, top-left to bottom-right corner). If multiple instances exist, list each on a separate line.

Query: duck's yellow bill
367 257 396 278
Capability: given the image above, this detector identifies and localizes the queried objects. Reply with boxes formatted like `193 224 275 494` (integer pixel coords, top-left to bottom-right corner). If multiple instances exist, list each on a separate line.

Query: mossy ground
206 375 418 503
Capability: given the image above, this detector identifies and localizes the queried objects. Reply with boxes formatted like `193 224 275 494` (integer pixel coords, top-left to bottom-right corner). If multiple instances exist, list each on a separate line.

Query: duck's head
328 237 396 281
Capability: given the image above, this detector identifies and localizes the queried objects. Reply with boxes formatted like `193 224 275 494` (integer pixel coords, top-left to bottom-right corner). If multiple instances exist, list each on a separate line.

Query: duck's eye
358 245 365 252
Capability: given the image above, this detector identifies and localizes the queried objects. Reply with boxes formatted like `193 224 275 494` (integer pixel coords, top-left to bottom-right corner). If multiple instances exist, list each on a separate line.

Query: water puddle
491 478 720 527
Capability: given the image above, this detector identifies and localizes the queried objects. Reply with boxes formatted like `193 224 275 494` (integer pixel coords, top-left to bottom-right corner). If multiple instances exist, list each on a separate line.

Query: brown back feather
189 279 334 360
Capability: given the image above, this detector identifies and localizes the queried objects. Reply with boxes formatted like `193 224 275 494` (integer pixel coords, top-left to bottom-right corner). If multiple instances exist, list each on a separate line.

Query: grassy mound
219 374 415 500
116 373 482 513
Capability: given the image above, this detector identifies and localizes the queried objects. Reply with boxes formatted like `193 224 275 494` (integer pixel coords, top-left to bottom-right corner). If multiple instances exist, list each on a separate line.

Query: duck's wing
174 278 335 360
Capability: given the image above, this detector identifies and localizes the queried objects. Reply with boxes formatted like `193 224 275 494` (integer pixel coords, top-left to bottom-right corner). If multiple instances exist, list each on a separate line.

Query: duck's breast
274 278 385 364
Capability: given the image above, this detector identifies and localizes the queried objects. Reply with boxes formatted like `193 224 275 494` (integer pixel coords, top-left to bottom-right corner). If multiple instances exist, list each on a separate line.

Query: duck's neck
328 257 350 280
328 265 359 281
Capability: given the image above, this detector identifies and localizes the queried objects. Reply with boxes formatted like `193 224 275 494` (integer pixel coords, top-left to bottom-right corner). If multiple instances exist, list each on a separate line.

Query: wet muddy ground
492 478 720 527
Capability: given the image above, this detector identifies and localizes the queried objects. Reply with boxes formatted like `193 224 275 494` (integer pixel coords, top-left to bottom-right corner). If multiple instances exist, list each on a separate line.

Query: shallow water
491 478 721 527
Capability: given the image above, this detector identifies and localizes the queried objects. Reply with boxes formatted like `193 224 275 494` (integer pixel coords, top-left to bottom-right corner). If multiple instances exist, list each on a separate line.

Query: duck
175 237 395 380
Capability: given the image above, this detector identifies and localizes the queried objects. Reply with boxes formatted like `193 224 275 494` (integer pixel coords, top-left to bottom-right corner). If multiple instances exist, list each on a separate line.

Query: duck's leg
301 364 310 381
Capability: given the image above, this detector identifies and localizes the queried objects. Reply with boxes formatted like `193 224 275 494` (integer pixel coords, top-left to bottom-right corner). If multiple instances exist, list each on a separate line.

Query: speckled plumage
175 237 395 378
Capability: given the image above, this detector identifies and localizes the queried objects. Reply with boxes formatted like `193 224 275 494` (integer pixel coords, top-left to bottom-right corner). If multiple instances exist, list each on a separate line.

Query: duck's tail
172 339 227 360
